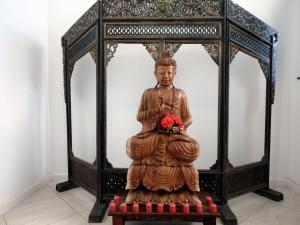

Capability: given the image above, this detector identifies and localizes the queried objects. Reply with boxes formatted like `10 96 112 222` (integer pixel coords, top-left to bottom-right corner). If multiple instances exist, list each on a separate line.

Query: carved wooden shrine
56 1 283 225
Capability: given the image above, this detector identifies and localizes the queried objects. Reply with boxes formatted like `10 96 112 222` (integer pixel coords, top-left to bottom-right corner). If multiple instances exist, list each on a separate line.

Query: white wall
288 0 300 186
233 0 299 184
0 0 49 213
228 52 266 166
229 0 300 186
48 0 300 186
71 53 97 164
48 0 97 174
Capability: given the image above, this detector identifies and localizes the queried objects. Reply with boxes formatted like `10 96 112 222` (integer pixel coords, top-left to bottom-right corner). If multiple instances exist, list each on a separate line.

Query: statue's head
154 52 177 88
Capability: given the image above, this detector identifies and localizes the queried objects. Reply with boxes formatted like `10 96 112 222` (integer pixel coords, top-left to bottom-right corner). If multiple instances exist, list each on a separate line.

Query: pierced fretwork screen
105 23 221 39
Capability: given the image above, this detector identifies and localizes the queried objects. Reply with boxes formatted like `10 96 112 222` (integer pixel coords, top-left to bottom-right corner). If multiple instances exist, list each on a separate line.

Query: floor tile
4 178 300 225
247 202 300 225
22 186 57 204
48 214 89 225
228 192 269 223
287 182 300 195
0 216 6 225
268 186 300 212
59 188 96 213
80 209 90 222
239 220 257 225
4 195 75 225
269 183 285 192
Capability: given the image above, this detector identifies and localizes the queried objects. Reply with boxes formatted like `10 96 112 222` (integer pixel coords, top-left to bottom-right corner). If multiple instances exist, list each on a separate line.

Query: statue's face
155 65 176 87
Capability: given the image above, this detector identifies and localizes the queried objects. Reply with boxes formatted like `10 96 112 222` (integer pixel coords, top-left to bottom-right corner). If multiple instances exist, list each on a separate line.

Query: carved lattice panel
104 171 127 194
67 27 96 62
228 0 277 43
199 173 219 195
63 2 99 46
230 26 270 63
105 23 221 39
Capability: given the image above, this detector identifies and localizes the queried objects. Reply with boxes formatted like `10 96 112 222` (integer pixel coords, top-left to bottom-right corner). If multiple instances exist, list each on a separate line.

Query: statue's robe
126 88 200 196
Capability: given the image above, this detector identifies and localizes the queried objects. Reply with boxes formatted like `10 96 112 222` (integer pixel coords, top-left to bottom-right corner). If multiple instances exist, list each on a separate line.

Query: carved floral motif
228 0 277 43
102 0 223 18
105 43 118 65
143 43 181 61
63 2 99 47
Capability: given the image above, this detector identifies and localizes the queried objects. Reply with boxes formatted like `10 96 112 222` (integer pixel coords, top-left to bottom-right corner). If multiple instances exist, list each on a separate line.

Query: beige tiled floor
1 178 300 225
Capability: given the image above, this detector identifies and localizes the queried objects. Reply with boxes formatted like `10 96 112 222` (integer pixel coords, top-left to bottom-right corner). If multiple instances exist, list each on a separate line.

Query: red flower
161 116 174 129
173 116 183 128
160 112 183 130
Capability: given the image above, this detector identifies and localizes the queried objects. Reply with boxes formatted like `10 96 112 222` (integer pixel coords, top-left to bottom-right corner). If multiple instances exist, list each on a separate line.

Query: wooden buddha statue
125 52 201 204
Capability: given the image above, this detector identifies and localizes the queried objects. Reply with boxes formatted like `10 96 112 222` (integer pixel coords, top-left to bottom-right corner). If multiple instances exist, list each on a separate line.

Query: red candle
109 202 116 214
196 203 203 214
169 203 176 213
114 195 120 205
146 202 152 213
183 203 190 214
210 204 217 214
120 203 127 213
132 203 139 213
205 196 212 206
157 203 164 213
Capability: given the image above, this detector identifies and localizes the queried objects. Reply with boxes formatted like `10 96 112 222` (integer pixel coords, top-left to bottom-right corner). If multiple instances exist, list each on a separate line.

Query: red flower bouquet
160 112 183 133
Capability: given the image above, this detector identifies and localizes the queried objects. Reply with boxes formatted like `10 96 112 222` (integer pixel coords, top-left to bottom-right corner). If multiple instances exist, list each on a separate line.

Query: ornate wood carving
230 26 270 62
229 45 239 64
202 44 238 65
67 27 97 62
228 0 277 43
89 46 96 63
89 43 118 66
143 43 181 61
104 172 127 194
259 60 269 79
62 39 68 103
203 43 219 65
102 0 223 18
105 23 221 40
63 2 99 47
271 41 278 103
106 42 118 65
259 42 277 104
103 170 219 196
199 173 218 195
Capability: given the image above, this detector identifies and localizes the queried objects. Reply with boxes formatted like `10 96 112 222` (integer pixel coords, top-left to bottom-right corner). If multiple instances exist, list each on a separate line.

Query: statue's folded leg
126 133 160 160
167 135 200 163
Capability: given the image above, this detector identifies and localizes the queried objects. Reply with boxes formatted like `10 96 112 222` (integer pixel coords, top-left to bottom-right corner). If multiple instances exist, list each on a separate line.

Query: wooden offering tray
108 193 218 225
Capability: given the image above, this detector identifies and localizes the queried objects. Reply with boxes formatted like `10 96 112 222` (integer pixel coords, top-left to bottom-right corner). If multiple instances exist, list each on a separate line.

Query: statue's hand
154 109 165 118
171 127 184 134
172 127 180 133
149 109 164 123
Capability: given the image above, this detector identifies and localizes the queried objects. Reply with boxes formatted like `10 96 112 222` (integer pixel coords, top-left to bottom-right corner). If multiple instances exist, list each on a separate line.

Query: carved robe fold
126 88 200 193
